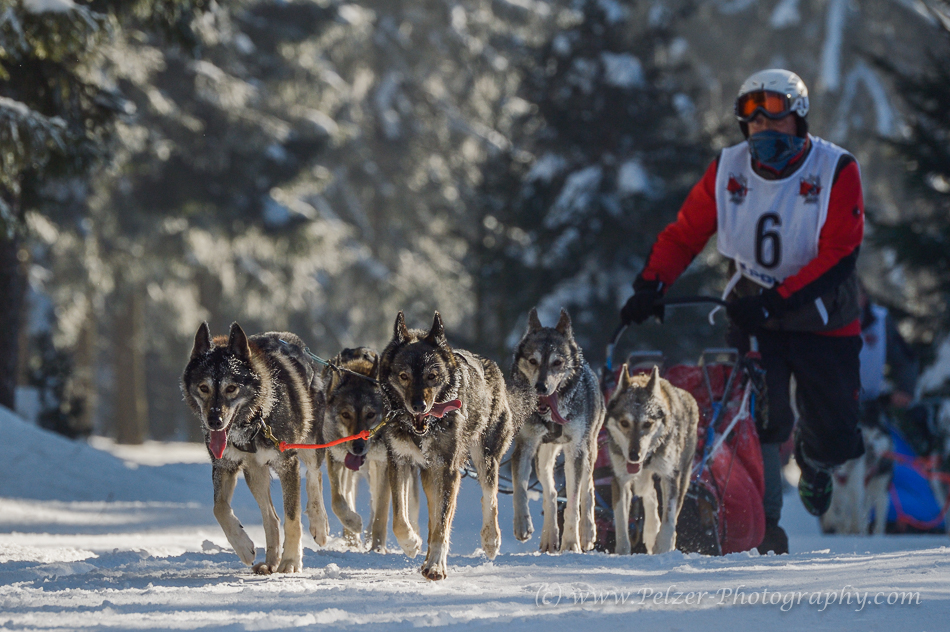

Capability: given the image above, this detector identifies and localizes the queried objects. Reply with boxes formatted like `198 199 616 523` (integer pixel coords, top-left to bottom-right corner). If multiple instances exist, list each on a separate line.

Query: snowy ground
1 405 947 631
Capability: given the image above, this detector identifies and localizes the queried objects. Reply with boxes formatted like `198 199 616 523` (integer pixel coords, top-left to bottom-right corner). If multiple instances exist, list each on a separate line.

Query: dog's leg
420 465 461 581
638 478 661 554
390 460 422 558
275 457 304 573
471 450 502 559
580 446 598 552
559 447 584 553
328 458 363 547
212 463 256 566
536 443 561 553
655 473 679 554
612 477 634 555
409 465 422 535
512 432 542 542
368 458 390 553
299 449 329 546
242 461 282 574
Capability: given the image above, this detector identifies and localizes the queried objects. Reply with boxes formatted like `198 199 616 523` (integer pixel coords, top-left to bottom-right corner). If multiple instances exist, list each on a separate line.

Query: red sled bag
595 350 766 555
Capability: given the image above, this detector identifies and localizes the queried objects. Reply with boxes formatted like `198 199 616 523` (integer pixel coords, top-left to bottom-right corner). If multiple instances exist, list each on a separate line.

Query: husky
181 322 329 573
509 308 605 553
321 347 419 551
604 364 698 554
379 311 518 580
821 422 893 535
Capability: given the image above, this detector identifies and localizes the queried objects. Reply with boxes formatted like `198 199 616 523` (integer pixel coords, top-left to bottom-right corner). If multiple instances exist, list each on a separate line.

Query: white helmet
735 69 809 120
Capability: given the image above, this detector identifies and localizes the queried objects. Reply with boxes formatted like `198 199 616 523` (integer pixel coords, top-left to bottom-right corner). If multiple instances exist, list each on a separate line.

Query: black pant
756 330 864 467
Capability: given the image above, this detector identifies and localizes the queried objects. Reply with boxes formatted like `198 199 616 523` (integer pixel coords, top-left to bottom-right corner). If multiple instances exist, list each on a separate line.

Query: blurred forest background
2 0 949 443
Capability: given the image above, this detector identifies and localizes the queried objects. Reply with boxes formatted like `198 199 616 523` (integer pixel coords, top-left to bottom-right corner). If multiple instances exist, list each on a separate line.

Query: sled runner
595 343 767 555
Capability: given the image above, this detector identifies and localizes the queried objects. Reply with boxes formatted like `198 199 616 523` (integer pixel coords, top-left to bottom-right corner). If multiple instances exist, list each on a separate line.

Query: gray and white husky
604 364 698 554
510 308 605 553
180 322 329 573
379 312 518 580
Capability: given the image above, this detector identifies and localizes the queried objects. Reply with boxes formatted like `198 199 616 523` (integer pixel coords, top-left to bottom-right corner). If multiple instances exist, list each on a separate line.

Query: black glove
620 275 665 325
726 289 785 332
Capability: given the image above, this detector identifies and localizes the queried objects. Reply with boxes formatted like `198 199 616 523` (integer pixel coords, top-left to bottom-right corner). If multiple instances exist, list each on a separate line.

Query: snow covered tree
469 0 720 363
868 0 950 349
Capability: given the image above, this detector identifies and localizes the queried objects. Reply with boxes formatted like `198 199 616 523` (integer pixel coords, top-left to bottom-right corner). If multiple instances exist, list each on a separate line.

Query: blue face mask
747 130 807 173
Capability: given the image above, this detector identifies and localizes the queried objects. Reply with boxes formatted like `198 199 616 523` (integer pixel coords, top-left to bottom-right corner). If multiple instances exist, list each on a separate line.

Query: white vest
859 304 889 401
715 135 852 288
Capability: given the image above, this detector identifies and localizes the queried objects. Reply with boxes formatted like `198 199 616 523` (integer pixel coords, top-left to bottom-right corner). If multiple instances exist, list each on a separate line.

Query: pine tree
869 1 950 346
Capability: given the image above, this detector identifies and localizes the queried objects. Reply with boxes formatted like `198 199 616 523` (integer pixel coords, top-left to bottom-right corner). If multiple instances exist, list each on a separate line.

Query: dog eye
399 372 409 382
341 411 352 420
619 418 629 429
641 421 653 430
225 385 238 395
552 359 563 367
427 372 438 381
199 385 210 394
365 410 376 420
528 358 539 366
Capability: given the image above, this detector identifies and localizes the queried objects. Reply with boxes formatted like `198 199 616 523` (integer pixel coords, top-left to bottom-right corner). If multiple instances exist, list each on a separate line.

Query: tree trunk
0 227 26 411
113 279 148 444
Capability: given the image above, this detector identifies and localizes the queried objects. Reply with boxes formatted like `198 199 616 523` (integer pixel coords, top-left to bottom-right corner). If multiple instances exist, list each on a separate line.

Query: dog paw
480 526 501 560
309 517 329 547
276 558 302 573
539 529 559 554
421 560 448 581
252 562 276 575
397 532 422 558
559 538 581 554
513 514 534 542
230 532 256 566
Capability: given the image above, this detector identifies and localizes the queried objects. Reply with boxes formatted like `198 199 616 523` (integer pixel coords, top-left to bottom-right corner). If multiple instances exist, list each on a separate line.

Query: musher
620 69 866 555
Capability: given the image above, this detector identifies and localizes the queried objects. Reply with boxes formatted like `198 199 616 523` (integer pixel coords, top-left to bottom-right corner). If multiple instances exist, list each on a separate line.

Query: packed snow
0 404 947 630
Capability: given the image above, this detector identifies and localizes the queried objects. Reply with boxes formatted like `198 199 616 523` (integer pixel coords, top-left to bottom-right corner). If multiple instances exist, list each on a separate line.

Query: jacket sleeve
641 158 719 287
774 158 864 303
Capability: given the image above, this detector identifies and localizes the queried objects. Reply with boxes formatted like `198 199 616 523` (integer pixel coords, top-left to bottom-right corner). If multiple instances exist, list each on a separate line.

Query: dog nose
411 400 427 414
208 409 224 429
535 382 546 394
350 439 368 456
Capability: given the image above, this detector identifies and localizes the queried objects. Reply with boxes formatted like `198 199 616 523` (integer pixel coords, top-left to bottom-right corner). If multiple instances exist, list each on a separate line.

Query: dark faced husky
321 347 419 551
181 322 329 573
379 311 518 580
604 364 698 554
509 308 605 553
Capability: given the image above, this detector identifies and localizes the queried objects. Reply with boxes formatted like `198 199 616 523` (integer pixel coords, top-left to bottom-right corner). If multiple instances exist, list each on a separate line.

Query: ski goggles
735 90 797 123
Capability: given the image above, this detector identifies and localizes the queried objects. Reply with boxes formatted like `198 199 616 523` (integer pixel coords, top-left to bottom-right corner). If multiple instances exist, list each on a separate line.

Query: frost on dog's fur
180 322 329 573
605 364 698 554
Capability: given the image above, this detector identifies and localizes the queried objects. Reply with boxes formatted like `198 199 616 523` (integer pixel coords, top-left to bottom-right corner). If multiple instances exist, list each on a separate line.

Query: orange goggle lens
735 91 792 122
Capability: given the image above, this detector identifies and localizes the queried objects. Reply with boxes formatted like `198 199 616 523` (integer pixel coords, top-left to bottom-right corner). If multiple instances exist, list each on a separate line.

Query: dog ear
370 353 380 380
424 311 448 348
647 365 661 395
394 311 411 343
227 322 251 362
527 308 543 333
555 308 572 337
191 322 213 359
326 367 343 399
618 362 632 388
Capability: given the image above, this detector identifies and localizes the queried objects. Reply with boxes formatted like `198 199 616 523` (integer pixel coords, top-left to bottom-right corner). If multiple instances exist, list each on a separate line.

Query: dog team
180 309 701 579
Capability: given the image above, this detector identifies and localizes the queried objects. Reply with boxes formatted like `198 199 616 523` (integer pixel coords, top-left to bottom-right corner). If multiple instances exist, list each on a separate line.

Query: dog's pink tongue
540 393 569 425
210 430 227 460
344 453 365 472
627 462 641 474
429 399 462 418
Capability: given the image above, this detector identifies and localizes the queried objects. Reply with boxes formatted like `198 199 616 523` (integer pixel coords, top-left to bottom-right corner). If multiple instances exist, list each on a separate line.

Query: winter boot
756 518 789 555
795 438 833 517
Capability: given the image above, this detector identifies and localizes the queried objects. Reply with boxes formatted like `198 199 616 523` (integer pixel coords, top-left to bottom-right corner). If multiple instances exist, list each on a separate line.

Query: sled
595 343 767 555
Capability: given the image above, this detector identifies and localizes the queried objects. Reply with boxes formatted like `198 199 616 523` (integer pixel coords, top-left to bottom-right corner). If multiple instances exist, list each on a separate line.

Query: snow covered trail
1 407 948 631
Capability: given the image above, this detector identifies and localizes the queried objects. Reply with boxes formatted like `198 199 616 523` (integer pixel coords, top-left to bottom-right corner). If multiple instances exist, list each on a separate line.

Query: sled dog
821 422 893 536
605 364 698 554
321 347 419 551
181 322 329 573
379 312 518 580
510 308 605 553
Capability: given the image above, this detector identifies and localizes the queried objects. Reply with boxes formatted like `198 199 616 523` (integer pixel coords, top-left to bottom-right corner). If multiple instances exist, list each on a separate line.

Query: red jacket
641 149 864 335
